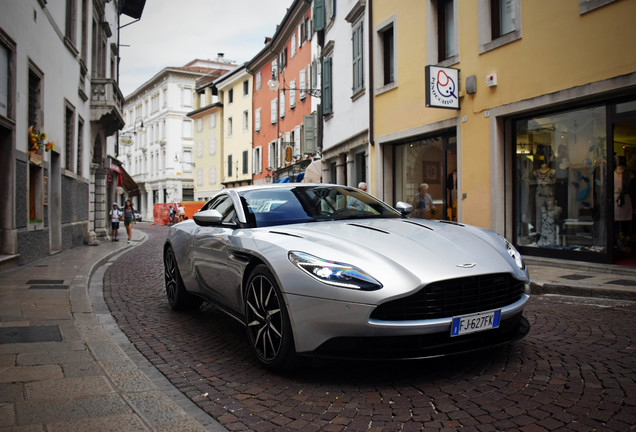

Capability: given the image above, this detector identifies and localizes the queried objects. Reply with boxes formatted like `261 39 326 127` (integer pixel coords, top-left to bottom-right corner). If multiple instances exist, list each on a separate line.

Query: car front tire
245 264 296 371
164 246 202 310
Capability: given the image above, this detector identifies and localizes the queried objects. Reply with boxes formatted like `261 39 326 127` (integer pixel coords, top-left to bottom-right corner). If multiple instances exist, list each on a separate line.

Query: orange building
248 0 314 184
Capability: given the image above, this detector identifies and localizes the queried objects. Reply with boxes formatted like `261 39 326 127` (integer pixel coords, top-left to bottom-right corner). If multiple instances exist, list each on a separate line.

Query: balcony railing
91 78 125 135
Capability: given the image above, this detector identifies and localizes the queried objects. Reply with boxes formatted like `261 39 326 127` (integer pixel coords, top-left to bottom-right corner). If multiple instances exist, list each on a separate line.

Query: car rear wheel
245 265 296 371
164 246 202 310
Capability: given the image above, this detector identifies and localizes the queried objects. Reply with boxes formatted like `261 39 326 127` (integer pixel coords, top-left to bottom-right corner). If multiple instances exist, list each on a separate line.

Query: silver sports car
163 184 530 370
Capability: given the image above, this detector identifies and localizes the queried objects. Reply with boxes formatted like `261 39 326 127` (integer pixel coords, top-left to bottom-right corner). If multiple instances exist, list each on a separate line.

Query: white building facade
119 59 234 220
0 0 141 267
317 0 370 187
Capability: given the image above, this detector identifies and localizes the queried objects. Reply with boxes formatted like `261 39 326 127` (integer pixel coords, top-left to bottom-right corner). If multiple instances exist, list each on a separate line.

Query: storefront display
514 106 608 255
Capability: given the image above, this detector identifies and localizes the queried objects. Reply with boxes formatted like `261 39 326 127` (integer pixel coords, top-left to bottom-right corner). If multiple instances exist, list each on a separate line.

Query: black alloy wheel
245 265 296 370
164 246 202 310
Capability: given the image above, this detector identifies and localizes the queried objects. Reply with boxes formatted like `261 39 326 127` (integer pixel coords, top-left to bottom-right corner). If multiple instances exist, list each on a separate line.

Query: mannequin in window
538 198 561 246
534 162 556 235
614 156 633 251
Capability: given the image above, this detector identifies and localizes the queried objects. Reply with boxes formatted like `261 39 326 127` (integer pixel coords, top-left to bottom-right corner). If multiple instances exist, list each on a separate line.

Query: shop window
514 106 607 255
29 164 43 224
394 134 456 221
77 116 84 176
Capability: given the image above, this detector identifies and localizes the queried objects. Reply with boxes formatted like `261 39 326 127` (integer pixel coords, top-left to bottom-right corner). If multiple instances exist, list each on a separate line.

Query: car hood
258 218 527 284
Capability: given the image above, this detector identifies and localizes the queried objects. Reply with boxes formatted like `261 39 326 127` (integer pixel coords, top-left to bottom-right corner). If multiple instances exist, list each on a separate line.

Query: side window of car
213 196 236 224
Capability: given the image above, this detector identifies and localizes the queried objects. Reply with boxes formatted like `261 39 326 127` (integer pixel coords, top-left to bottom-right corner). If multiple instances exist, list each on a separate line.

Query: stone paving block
24 376 114 400
0 401 15 427
0 365 62 383
0 382 23 403
47 414 149 432
123 390 203 428
103 368 155 393
17 350 91 366
15 395 132 425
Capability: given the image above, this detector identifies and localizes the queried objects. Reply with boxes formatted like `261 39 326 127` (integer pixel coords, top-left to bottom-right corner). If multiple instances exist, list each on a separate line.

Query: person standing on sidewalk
122 199 136 243
109 202 122 241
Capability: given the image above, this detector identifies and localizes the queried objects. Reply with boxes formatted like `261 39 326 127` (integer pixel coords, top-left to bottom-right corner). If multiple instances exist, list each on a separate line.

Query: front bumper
285 291 530 358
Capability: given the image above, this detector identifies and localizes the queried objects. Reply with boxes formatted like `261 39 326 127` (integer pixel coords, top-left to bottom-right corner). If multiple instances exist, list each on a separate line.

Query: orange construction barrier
152 201 206 225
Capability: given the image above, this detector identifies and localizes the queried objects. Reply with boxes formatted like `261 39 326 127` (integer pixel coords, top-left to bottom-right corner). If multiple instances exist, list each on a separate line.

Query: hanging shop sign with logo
425 66 460 110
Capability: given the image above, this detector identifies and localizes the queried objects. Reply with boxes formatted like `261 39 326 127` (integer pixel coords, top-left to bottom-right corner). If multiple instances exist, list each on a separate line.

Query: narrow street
103 224 636 431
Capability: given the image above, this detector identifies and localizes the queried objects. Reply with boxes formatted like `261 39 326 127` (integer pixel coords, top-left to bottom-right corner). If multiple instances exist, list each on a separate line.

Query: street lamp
119 119 144 147
267 79 321 98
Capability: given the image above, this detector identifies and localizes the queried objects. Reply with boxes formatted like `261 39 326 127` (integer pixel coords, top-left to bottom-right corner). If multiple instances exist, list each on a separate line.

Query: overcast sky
118 0 294 96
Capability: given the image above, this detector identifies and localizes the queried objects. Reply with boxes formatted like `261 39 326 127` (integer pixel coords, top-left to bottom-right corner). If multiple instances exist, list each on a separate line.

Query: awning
109 162 139 196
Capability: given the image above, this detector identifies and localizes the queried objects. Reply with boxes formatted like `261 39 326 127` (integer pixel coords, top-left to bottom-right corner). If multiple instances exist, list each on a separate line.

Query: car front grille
370 273 526 321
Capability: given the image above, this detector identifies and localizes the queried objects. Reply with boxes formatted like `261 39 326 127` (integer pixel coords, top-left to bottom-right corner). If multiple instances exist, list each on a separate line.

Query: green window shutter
321 57 332 115
314 0 325 32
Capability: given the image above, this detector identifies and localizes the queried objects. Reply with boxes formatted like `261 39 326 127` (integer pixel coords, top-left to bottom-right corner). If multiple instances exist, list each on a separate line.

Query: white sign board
425 66 460 110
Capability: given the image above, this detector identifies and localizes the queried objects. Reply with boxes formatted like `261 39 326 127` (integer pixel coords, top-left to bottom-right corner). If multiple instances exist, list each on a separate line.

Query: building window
436 0 457 62
243 80 249 96
228 88 234 104
197 140 202 157
209 136 216 155
181 87 192 107
242 150 248 174
280 91 285 117
514 105 608 256
291 33 297 57
227 154 233 177
65 0 77 47
0 34 14 119
64 102 75 172
299 68 307 100
375 17 396 90
76 117 84 175
322 56 333 115
352 19 364 94
228 117 233 137
271 98 278 123
28 65 43 129
256 71 261 90
209 166 216 184
197 168 203 186
210 113 216 128
182 120 193 138
255 108 261 132
289 80 296 108
478 0 521 53
242 110 249 132
253 146 262 174
491 0 516 39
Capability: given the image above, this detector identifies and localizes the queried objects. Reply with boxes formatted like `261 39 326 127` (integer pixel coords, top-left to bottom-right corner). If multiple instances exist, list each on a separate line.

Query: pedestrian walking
122 199 136 243
178 203 185 222
109 202 122 241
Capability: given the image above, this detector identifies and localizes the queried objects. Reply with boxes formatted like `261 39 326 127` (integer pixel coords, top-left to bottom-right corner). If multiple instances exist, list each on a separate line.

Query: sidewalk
0 227 225 431
1 236 635 432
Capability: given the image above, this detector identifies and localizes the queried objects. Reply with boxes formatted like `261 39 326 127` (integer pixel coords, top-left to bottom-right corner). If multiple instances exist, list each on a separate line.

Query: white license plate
451 309 501 337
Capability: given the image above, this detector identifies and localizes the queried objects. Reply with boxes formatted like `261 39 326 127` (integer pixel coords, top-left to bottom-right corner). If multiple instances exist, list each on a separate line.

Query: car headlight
502 238 525 270
288 251 382 291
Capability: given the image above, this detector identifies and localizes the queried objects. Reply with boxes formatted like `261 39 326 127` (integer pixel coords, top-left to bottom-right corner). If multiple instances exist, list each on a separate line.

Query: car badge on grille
456 263 477 268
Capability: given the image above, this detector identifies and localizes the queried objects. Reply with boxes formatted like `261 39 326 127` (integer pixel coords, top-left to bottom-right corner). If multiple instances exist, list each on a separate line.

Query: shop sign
425 66 459 110
285 145 293 163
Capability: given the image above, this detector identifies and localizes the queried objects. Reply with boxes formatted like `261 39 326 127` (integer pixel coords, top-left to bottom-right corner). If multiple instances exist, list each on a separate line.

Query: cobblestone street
103 224 636 431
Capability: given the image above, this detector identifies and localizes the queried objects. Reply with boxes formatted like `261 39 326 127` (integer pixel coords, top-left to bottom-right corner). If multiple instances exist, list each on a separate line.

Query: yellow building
190 77 225 202
215 65 254 188
371 0 636 265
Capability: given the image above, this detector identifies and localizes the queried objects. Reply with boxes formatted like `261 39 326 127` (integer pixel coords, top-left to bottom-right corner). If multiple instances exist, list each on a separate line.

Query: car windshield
241 185 402 228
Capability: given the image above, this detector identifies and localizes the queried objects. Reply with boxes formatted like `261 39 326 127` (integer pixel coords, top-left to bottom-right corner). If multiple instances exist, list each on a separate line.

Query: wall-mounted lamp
132 119 144 135
120 119 144 147
174 153 195 166
267 79 321 98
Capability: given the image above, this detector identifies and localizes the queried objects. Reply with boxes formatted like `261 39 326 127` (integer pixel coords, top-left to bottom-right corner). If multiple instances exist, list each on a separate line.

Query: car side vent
269 231 304 238
346 223 390 234
401 220 435 230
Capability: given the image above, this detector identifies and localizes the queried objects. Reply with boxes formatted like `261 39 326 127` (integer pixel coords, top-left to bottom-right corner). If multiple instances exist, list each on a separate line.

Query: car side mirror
193 209 223 226
395 201 413 216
